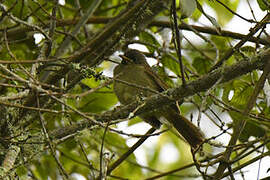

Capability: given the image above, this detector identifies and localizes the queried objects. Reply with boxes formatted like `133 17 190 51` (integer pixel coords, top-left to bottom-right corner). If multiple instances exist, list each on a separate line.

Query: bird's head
120 49 147 65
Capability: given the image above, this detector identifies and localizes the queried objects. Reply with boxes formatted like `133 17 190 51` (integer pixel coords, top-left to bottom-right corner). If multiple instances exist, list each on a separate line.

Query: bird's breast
113 64 157 105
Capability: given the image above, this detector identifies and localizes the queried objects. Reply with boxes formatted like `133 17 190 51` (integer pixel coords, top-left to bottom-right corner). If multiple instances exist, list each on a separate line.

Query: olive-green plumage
113 49 204 148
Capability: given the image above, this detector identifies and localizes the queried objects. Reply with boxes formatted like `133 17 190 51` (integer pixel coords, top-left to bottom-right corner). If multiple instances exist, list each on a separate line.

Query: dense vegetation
0 0 269 179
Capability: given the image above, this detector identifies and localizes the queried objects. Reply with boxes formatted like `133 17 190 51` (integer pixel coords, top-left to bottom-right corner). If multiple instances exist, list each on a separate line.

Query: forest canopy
0 0 270 179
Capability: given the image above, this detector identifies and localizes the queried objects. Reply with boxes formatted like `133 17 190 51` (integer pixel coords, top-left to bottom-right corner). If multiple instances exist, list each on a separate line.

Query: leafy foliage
0 0 269 180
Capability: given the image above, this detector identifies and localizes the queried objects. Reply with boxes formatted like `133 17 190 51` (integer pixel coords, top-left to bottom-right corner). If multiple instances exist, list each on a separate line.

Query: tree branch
213 49 270 179
50 48 270 140
18 0 171 122
4 18 270 46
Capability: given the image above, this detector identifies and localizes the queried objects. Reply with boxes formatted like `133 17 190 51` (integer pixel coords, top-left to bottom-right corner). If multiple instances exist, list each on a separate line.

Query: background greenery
0 0 269 179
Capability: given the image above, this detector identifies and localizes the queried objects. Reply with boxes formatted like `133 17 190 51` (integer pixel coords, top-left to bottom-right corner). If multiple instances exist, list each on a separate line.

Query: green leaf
4 0 30 18
210 36 229 51
65 0 93 10
127 116 143 126
32 154 57 179
223 78 267 142
179 0 197 18
197 1 221 31
16 166 28 178
139 31 161 53
240 46 257 57
228 80 254 108
69 77 118 113
191 6 203 21
257 0 270 11
161 54 181 77
229 111 266 142
192 57 212 74
207 0 240 26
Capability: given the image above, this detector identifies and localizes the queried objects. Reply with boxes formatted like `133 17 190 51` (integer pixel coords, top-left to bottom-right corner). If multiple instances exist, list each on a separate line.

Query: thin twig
210 13 270 71
36 92 69 179
214 54 270 179
95 128 156 180
99 123 110 180
171 0 186 86
216 0 256 23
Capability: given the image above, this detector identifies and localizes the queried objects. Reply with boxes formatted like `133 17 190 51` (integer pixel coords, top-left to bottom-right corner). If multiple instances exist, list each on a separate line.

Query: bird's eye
120 55 133 64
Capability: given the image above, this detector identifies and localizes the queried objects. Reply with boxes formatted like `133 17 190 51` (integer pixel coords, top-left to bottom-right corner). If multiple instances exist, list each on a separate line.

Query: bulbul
113 49 204 148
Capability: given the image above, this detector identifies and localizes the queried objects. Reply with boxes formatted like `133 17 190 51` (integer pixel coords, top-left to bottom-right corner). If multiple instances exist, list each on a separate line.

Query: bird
113 49 204 148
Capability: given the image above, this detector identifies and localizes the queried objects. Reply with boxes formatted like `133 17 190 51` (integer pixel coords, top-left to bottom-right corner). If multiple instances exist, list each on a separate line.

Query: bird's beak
120 55 133 64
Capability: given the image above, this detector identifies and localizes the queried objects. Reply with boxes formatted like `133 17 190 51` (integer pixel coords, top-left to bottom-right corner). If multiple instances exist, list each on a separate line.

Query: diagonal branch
210 13 270 71
50 48 270 140
55 0 103 57
213 51 270 179
18 0 171 122
4 18 270 46
95 127 156 179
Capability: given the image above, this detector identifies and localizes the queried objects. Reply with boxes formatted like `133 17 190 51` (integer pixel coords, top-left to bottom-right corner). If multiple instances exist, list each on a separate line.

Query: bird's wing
144 64 184 113
144 65 169 92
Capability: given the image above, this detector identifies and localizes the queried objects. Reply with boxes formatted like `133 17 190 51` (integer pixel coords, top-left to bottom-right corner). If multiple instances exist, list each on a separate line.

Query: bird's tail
163 108 205 148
